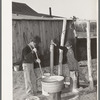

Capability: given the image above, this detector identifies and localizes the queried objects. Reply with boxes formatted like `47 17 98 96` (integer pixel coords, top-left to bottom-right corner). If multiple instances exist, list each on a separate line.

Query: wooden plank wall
13 20 63 63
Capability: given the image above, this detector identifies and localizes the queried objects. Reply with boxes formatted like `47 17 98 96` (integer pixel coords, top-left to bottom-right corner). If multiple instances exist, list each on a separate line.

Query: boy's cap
30 36 41 44
65 41 72 47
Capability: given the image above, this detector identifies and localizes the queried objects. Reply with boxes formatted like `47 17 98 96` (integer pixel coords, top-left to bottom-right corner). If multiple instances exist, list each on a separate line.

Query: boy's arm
54 44 67 51
52 41 67 51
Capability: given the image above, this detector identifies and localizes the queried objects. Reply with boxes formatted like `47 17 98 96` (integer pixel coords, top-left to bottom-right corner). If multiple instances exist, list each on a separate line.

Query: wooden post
50 40 54 75
58 18 67 75
86 21 94 90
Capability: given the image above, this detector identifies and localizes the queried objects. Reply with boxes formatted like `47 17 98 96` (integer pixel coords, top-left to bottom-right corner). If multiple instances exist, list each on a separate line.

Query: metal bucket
41 76 64 93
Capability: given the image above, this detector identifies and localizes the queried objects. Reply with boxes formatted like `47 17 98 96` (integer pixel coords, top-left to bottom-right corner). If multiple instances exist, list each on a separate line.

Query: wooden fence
12 17 65 63
12 16 97 65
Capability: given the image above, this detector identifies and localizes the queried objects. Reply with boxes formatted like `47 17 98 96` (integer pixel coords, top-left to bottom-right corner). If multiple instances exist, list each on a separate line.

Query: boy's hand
36 59 41 63
52 41 57 46
32 48 37 53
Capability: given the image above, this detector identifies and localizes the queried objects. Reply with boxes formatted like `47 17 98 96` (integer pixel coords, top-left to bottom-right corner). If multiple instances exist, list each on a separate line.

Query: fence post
58 18 67 75
86 21 94 90
50 40 54 75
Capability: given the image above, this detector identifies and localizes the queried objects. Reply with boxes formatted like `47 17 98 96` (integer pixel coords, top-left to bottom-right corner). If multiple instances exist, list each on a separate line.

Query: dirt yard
13 59 97 100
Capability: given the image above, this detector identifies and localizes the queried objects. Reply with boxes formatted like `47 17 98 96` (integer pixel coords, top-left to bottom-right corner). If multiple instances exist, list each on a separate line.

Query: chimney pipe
49 7 52 17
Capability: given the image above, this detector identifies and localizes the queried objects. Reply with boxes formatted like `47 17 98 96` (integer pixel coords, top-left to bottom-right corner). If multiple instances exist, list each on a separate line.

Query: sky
12 0 97 20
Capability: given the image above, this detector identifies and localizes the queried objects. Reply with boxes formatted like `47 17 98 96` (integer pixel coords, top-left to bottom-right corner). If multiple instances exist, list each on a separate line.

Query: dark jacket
66 48 78 71
55 45 78 71
22 45 37 63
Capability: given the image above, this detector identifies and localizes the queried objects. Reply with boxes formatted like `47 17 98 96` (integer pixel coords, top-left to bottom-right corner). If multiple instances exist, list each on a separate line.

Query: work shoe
25 96 40 100
24 93 34 100
78 87 83 92
72 89 79 93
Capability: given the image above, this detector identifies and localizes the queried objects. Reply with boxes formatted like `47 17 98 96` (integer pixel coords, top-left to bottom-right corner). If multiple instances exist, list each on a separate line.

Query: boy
22 40 40 97
52 41 79 93
65 41 79 93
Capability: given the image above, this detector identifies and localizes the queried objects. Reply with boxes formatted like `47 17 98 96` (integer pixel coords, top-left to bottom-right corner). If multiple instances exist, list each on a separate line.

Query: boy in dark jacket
65 41 79 93
22 40 40 97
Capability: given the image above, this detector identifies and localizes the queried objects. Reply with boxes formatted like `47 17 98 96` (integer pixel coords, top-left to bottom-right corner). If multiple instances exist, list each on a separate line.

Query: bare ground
13 59 97 100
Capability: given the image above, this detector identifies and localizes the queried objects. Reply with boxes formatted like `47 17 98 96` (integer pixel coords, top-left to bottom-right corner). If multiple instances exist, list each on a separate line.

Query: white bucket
41 76 64 93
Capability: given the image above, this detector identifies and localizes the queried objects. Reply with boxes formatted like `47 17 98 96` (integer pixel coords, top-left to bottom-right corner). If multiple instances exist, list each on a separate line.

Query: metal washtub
41 76 64 93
